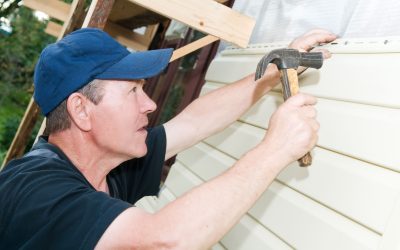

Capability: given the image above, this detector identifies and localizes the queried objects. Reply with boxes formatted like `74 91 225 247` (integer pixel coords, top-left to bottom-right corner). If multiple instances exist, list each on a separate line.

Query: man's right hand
262 93 319 167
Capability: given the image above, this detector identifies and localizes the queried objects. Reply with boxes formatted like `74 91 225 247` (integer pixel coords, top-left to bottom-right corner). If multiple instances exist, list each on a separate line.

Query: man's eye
131 87 137 93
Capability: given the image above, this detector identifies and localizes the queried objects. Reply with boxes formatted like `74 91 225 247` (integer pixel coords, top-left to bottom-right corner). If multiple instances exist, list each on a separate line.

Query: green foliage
0 0 22 18
1 7 55 87
0 116 20 151
0 5 54 161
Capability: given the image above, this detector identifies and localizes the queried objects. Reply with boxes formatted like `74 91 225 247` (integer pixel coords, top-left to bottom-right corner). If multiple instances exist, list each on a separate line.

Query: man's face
90 79 156 160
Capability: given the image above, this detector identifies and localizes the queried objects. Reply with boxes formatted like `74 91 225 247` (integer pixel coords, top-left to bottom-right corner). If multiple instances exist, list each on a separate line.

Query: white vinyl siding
136 37 400 250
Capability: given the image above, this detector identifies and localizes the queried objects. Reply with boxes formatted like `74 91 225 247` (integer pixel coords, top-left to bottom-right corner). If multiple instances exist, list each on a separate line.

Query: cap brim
96 48 173 80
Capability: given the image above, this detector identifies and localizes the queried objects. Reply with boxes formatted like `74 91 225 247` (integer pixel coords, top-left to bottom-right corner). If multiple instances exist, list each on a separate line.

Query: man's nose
140 92 157 114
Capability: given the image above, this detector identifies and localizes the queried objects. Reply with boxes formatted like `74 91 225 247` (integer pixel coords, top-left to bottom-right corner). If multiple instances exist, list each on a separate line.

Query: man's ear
66 93 92 131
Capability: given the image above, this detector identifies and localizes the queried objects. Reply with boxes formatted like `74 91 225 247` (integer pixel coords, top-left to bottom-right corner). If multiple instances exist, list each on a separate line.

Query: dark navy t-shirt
0 126 166 249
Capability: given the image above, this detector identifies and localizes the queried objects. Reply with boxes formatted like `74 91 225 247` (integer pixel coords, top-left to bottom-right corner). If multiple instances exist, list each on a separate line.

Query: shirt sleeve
107 125 167 204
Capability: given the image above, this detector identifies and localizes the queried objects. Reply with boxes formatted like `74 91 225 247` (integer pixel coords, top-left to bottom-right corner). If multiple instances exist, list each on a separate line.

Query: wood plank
83 0 160 52
46 20 159 51
34 118 46 143
23 0 71 22
143 24 158 42
45 21 62 37
170 35 219 62
129 0 255 48
44 0 86 39
104 22 153 51
58 0 86 40
110 0 229 24
109 0 148 21
82 0 115 29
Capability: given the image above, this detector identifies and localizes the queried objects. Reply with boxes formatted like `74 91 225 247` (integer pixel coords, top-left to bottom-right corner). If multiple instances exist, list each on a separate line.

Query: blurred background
0 0 61 163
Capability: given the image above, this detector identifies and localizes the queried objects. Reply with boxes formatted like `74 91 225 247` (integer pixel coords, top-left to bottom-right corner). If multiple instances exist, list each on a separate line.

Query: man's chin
130 147 148 159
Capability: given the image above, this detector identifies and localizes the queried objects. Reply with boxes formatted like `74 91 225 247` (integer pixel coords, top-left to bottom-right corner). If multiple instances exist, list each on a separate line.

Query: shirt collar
30 136 74 166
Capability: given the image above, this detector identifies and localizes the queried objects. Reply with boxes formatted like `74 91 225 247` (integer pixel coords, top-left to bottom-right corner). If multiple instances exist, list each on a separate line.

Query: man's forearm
186 74 268 131
164 69 279 159
154 142 289 249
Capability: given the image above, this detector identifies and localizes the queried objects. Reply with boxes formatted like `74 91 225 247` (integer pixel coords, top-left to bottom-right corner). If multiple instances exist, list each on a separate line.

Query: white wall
231 0 400 43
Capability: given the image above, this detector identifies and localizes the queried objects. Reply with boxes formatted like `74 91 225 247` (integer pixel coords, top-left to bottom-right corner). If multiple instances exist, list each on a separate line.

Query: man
0 28 336 249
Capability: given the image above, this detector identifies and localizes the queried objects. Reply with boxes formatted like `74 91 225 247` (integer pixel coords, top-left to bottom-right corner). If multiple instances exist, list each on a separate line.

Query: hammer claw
255 54 266 80
254 48 323 167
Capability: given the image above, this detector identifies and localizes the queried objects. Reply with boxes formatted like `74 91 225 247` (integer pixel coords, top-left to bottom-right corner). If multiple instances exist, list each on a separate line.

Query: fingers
289 29 337 52
287 93 319 131
286 93 317 107
263 92 320 162
262 64 280 81
307 33 337 47
309 118 320 132
311 48 332 59
291 33 337 51
302 106 317 119
254 63 280 89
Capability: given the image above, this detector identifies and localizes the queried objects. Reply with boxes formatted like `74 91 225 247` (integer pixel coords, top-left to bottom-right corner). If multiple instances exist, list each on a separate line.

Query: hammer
254 48 323 167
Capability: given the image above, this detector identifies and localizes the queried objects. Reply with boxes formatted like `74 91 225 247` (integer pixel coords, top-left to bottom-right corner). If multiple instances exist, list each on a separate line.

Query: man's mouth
138 124 148 132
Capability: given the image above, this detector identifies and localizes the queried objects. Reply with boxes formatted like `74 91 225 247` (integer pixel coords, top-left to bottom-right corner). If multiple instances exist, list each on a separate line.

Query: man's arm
164 68 278 160
163 29 336 160
96 93 319 250
95 29 335 249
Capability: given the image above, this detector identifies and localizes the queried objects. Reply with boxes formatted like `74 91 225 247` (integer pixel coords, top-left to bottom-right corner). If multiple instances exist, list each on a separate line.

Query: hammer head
255 48 323 80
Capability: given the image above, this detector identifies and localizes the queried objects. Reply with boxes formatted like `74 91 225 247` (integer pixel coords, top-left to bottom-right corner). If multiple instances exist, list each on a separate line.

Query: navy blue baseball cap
34 28 173 116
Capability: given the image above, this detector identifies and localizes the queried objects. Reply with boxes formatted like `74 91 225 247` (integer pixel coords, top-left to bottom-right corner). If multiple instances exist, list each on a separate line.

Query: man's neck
48 129 124 193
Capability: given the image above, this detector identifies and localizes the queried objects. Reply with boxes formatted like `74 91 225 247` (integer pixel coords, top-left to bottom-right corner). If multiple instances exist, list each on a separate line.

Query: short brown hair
44 79 105 135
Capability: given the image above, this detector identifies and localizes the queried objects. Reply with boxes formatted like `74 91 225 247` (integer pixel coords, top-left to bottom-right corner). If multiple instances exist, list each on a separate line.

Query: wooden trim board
130 0 255 48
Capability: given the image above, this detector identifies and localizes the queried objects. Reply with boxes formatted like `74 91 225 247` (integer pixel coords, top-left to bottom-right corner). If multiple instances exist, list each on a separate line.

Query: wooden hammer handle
280 68 312 167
